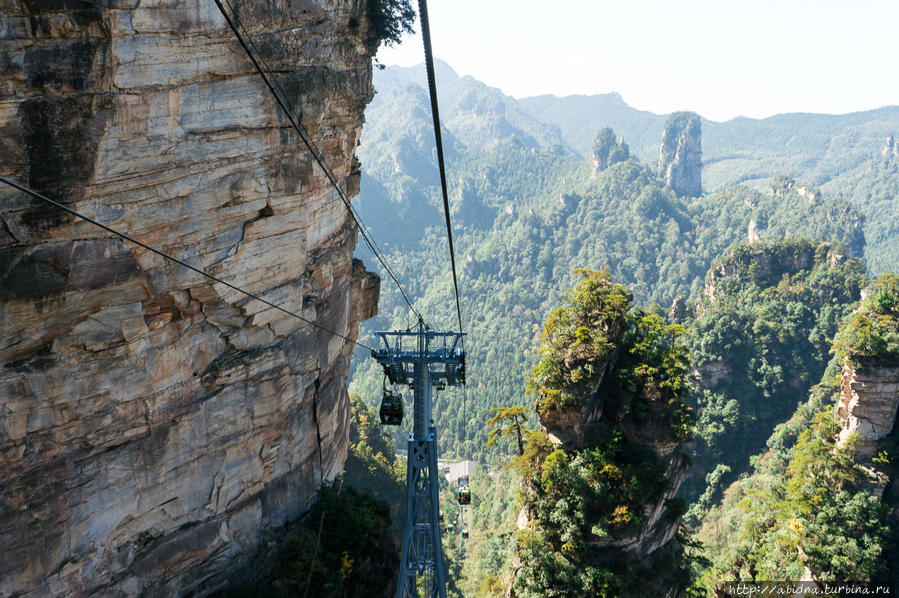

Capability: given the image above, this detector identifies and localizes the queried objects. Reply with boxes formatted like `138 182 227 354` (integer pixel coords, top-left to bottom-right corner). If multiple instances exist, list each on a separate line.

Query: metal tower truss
372 322 465 598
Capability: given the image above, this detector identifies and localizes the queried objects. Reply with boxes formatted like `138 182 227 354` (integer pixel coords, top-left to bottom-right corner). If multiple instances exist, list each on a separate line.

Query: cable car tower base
372 322 465 598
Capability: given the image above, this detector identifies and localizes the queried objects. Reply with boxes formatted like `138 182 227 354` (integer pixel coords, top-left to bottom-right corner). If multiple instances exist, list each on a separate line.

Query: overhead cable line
417 0 464 339
0 174 376 352
212 0 423 323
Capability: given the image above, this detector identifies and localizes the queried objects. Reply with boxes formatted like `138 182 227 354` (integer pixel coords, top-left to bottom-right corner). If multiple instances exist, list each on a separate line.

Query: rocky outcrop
838 358 899 458
769 175 823 205
882 134 899 159
702 238 821 304
0 1 381 595
592 127 629 176
658 111 701 197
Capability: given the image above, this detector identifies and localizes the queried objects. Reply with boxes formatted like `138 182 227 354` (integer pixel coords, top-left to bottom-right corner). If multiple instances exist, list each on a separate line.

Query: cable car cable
0 174 376 352
417 0 464 339
212 0 423 323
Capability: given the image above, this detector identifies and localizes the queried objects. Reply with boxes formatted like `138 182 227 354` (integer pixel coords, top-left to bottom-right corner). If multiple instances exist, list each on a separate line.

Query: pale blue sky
378 0 899 122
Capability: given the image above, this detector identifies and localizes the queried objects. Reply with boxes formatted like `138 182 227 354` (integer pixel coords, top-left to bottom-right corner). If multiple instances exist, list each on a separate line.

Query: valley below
1 3 898 596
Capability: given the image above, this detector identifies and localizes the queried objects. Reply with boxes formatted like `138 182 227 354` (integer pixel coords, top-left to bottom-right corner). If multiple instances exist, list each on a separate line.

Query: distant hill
361 62 899 274
702 107 899 191
372 62 572 152
518 92 665 161
519 93 899 192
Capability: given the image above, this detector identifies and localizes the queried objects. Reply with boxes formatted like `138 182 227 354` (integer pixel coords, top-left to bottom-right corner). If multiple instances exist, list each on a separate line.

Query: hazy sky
378 0 899 122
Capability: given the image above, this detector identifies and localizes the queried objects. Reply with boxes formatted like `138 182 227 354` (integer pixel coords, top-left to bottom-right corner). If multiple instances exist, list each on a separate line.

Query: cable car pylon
372 318 465 598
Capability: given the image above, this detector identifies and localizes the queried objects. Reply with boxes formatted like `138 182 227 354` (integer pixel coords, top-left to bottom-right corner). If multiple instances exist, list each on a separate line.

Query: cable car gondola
379 378 404 425
456 486 471 506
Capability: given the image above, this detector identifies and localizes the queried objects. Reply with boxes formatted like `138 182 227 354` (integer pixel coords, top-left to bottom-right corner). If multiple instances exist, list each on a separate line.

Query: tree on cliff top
366 0 415 48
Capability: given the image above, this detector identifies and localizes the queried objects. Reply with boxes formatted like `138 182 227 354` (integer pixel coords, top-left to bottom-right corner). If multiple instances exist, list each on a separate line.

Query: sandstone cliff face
838 359 899 459
0 1 380 595
658 111 701 198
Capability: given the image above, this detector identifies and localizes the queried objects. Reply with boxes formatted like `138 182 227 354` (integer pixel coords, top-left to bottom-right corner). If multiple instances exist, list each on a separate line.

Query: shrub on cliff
834 272 899 359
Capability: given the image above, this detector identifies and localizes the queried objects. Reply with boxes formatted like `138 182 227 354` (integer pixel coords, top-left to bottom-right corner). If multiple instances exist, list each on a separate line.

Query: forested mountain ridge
696 274 899 588
345 62 899 596
351 104 868 467
360 63 895 274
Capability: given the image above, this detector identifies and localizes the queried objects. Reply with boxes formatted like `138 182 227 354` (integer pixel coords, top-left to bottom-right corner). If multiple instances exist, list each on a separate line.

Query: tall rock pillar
658 111 702 197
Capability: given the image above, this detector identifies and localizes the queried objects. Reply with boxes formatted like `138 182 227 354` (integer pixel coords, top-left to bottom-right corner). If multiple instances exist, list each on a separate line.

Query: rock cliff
658 111 701 197
0 1 381 595
835 275 899 464
701 238 821 305
838 359 899 459
834 274 899 560
882 134 899 159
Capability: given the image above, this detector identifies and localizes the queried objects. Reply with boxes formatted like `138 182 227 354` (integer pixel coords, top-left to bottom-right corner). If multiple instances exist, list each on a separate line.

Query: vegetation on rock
683 239 866 516
366 0 415 49
697 404 890 588
512 271 693 597
834 272 899 359
695 274 899 591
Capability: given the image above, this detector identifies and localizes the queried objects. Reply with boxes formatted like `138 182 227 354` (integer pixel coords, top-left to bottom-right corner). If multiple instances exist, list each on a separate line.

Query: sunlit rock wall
838 359 899 459
0 1 380 595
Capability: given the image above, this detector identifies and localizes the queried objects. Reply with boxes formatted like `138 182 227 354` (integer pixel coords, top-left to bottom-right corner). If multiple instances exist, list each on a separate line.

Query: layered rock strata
838 359 899 459
0 1 380 595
